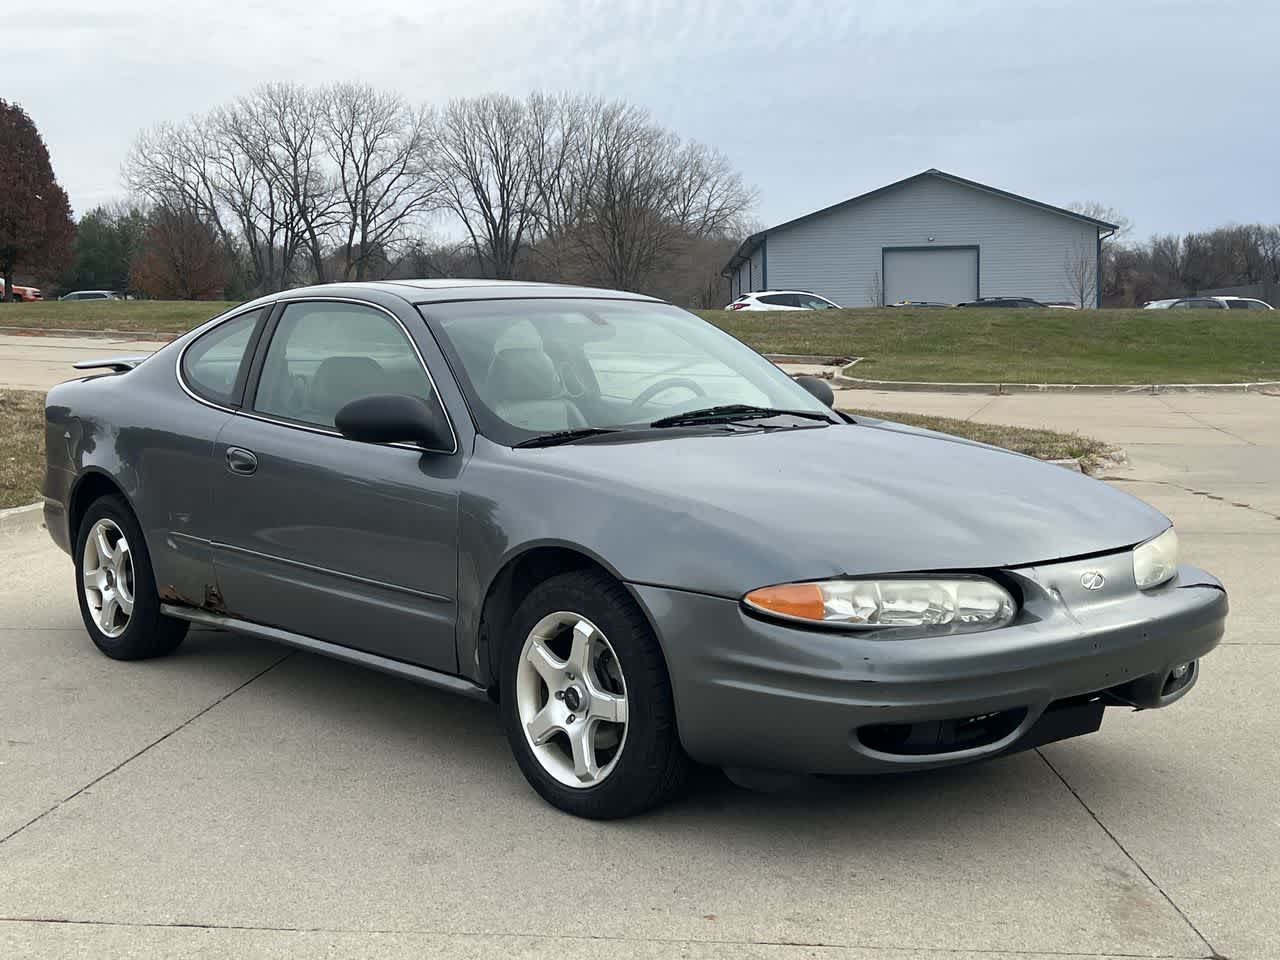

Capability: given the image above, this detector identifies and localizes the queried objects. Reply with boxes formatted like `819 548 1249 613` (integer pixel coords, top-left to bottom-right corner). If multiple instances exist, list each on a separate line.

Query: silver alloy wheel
515 612 629 788
82 518 134 638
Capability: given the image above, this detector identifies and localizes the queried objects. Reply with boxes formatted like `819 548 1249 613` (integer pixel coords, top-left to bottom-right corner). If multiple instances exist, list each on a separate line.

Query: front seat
309 355 387 426
485 347 586 432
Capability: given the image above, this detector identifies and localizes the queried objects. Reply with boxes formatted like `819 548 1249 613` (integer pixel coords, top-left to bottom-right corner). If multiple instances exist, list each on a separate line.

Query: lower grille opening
858 707 1028 757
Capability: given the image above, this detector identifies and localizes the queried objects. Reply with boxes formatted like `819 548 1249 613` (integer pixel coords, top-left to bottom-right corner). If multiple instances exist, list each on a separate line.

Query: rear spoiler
72 356 150 373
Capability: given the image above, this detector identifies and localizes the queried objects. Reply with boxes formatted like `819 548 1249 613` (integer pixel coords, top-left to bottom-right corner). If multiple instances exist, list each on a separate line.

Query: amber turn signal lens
743 583 825 621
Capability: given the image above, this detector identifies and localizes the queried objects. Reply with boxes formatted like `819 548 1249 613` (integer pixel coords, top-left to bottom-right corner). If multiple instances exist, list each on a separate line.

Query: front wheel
499 570 689 818
75 495 187 660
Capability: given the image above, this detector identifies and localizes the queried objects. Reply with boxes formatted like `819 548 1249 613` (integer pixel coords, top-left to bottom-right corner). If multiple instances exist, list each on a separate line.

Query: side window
798 295 833 309
181 309 263 406
758 294 790 307
253 301 434 430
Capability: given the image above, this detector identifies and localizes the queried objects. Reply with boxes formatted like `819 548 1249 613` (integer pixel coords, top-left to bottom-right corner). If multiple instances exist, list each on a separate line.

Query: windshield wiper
513 427 625 448
649 404 834 428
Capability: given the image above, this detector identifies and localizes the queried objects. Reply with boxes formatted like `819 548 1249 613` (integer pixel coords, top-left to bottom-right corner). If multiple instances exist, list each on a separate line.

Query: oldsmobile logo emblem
1080 570 1106 590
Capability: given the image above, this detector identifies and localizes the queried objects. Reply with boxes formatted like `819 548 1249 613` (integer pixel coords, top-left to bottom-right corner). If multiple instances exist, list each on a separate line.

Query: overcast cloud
6 0 1278 237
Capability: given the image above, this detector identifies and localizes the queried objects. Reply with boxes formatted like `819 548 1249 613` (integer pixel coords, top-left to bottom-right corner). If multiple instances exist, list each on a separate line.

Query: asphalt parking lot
2 340 1278 958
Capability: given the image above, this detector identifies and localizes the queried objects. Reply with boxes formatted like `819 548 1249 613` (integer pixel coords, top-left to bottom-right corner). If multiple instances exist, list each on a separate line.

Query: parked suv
726 291 840 311
1144 296 1273 310
59 290 121 301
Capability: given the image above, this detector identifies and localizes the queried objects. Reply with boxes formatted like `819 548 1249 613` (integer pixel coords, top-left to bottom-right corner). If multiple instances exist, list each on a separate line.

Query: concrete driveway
2 364 1279 956
0 332 170 392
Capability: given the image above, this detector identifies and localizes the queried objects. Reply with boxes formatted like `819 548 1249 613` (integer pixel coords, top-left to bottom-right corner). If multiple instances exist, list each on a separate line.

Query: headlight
743 577 1016 635
1133 527 1178 589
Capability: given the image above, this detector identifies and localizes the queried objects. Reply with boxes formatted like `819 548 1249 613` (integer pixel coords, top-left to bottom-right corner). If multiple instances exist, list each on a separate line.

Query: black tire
499 569 690 819
74 494 187 660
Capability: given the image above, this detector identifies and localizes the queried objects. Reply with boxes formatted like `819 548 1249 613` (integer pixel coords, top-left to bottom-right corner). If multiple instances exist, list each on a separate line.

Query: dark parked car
43 280 1227 818
957 297 1046 308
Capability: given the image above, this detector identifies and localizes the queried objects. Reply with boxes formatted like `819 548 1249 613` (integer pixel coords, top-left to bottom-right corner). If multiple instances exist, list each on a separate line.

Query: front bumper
633 562 1227 774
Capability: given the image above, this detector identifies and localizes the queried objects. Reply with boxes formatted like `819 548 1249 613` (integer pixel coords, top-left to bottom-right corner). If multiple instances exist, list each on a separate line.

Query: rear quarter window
180 309 264 406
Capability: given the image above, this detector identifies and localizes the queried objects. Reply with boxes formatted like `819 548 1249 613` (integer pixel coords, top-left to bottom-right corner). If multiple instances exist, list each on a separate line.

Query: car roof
746 289 825 296
275 278 665 306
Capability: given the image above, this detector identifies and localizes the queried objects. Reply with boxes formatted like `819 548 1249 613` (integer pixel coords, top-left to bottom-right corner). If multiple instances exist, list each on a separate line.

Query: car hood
491 421 1168 595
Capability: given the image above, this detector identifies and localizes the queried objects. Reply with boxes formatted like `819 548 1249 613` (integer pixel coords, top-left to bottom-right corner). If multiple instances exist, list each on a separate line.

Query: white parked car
725 290 840 311
59 290 121 301
1144 296 1273 310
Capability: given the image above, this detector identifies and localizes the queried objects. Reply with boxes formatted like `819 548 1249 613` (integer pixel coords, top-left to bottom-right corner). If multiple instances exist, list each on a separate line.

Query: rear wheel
74 495 187 660
499 570 689 818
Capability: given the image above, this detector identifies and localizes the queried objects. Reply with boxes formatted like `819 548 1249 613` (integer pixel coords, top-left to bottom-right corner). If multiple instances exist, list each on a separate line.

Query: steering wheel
627 377 708 414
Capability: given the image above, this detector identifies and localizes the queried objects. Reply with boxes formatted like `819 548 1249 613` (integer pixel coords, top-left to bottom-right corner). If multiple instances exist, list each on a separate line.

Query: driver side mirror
794 375 835 408
335 393 453 451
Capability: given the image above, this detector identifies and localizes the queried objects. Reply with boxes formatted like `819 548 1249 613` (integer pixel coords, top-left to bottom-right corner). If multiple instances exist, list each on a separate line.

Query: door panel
208 299 462 673
210 416 461 671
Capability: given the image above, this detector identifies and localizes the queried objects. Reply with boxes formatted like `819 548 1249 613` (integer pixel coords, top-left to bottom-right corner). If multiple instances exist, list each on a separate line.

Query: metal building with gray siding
723 169 1117 307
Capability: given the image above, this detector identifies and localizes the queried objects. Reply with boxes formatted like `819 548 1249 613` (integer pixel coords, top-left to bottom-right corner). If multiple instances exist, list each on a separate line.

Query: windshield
421 298 833 445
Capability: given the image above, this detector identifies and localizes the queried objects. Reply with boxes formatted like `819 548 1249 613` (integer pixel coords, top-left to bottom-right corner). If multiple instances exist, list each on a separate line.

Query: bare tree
426 94 547 279
567 101 753 293
125 120 238 261
1068 201 1133 242
321 84 436 281
121 85 758 303
1063 241 1098 308
210 103 306 293
234 83 337 283
527 94 595 279
866 270 882 306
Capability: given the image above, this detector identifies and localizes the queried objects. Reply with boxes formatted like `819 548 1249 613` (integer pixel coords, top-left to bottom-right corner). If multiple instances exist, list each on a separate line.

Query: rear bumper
633 564 1227 775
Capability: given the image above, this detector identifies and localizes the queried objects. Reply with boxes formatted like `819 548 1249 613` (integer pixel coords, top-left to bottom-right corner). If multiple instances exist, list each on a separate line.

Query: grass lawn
0 299 236 336
0 390 45 509
701 307 1280 384
851 409 1114 473
8 299 1274 384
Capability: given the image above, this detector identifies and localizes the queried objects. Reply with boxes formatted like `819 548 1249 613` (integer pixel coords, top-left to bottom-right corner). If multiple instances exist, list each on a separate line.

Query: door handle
225 446 258 476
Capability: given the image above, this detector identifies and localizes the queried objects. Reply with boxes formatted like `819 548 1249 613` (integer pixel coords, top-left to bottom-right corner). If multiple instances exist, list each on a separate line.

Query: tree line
1103 224 1280 306
110 84 752 304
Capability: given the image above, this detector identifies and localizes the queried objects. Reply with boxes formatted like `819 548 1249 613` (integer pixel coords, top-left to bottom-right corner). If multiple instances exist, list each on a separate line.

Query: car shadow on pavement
168 629 1106 845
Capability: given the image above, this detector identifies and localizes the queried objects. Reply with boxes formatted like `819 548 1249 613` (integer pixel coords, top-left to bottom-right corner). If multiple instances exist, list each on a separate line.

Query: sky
5 0 1278 239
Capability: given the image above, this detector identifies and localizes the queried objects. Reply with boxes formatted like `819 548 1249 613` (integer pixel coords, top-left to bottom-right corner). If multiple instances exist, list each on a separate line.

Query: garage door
883 247 978 305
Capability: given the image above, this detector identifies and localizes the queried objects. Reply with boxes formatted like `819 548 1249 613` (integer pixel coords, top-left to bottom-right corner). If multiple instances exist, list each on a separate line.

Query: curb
765 353 857 366
832 371 1280 395
0 502 44 536
0 325 175 343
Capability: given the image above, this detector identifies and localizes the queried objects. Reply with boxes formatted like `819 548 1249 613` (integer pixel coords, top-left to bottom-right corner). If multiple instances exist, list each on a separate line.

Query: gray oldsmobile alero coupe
42 280 1227 818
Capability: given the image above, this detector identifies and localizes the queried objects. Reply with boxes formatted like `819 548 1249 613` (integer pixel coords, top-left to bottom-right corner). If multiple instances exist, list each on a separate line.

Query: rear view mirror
794 375 835 408
335 394 453 451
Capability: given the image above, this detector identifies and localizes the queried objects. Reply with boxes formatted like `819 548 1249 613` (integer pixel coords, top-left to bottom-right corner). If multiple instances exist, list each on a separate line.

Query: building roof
721 168 1120 277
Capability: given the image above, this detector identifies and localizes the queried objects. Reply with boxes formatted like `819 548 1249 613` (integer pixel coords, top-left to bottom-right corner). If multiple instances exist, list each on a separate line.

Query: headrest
486 347 560 403
311 355 386 421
